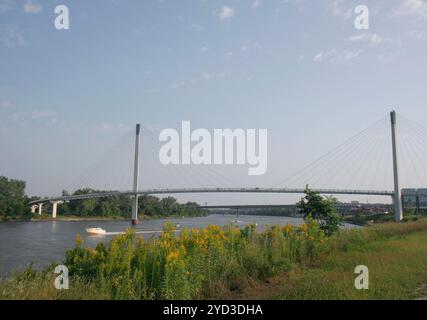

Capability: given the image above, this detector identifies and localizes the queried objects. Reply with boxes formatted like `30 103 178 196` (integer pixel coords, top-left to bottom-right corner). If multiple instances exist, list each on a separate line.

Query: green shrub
60 220 328 299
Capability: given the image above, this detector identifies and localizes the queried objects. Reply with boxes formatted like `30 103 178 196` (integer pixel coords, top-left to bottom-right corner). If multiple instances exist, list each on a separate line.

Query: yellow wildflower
301 223 308 234
166 250 179 261
282 224 293 234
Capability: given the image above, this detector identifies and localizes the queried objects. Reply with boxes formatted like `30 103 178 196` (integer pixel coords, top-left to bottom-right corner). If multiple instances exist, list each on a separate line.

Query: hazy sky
1 0 427 205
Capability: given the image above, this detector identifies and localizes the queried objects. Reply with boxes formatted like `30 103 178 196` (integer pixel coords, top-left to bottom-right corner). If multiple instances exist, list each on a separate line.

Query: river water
0 215 357 278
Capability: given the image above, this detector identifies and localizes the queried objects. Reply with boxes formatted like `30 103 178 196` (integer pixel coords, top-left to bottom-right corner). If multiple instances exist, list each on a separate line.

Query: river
0 215 357 278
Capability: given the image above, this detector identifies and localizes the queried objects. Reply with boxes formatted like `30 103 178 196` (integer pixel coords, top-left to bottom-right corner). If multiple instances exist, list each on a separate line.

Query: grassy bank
343 213 394 225
1 219 427 300
233 219 427 299
343 213 422 226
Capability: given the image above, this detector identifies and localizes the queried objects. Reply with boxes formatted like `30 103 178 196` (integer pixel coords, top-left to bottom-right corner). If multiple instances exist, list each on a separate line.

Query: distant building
402 188 427 213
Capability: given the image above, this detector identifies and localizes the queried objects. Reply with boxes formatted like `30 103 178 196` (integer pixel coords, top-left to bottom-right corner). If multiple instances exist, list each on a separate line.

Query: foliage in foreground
3 218 427 300
273 218 427 300
65 219 326 299
1 218 327 300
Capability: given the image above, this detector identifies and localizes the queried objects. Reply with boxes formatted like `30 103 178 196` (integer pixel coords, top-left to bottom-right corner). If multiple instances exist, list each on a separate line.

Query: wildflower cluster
65 219 329 299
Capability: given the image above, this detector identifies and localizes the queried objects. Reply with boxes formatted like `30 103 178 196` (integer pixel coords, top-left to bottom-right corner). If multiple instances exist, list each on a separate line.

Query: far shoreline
0 214 208 223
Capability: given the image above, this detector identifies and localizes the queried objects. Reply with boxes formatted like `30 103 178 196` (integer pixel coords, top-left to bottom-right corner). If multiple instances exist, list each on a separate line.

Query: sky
1 0 427 205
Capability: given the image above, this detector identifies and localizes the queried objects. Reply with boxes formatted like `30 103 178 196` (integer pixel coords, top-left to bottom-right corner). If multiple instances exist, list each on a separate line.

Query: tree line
0 176 205 220
58 188 205 218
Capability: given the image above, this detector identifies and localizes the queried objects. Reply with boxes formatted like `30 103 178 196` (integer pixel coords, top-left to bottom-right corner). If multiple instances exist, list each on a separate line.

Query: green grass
231 219 427 300
273 232 427 299
0 272 109 300
2 219 427 300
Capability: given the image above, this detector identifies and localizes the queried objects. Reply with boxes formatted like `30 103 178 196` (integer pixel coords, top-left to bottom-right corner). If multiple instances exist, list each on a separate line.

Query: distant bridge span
30 187 394 206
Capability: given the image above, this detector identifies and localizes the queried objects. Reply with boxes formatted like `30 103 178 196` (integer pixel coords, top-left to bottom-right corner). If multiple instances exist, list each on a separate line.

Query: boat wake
104 230 162 236
93 230 182 236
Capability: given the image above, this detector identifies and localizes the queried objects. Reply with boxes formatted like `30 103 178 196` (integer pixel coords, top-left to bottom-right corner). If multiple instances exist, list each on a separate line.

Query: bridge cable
273 115 388 189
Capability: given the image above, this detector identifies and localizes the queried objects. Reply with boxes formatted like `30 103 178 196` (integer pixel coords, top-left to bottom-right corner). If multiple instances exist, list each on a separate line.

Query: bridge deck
29 187 394 205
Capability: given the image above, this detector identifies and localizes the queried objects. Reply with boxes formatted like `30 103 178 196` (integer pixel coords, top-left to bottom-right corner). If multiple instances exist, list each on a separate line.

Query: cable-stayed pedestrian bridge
29 111 427 223
30 187 394 205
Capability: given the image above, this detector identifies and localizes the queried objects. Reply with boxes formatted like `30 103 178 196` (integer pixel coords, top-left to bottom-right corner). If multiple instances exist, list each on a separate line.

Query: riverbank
1 218 427 300
0 213 207 223
0 215 128 222
343 213 421 226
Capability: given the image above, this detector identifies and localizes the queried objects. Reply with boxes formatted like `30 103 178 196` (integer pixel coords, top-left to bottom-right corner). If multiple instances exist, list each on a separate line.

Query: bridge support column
131 124 141 226
51 201 62 219
31 205 37 214
131 196 139 225
38 203 43 215
52 202 58 218
390 111 403 222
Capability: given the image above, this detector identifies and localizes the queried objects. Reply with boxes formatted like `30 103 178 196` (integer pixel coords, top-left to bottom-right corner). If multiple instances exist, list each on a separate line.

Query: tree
0 176 29 219
159 197 179 216
297 185 342 236
405 198 416 216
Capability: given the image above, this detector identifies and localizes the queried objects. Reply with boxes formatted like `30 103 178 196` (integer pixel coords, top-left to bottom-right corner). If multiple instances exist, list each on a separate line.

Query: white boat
86 227 106 235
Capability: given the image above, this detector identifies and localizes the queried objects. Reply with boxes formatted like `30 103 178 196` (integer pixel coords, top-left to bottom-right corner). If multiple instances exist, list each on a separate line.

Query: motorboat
86 227 106 235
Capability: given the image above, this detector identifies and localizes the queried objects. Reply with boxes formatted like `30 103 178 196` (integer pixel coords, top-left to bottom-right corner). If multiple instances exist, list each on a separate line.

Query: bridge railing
29 187 394 205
